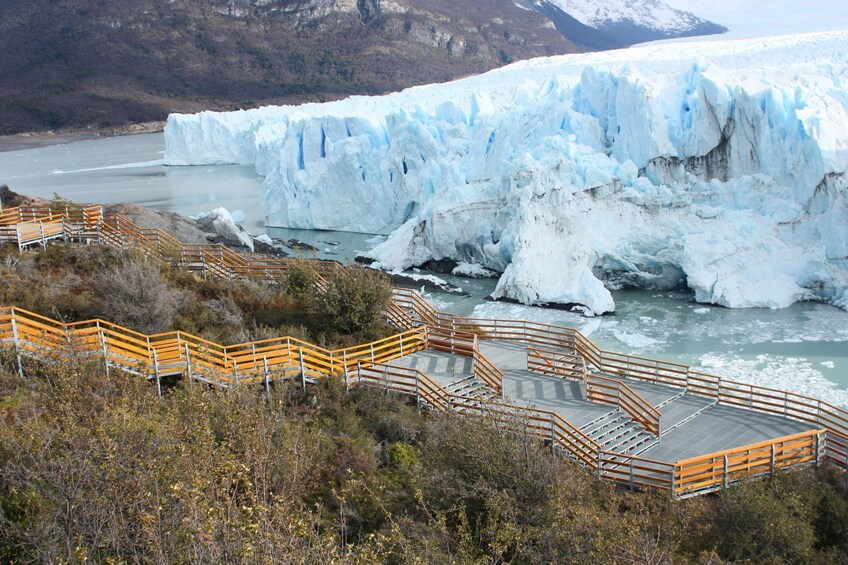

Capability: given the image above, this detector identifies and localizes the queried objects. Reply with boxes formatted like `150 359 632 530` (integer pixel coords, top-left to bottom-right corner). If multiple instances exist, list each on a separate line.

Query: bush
91 257 189 334
317 265 392 338
713 475 816 564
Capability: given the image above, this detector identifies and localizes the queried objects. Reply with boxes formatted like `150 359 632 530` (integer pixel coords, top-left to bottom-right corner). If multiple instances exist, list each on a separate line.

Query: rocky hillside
0 0 723 135
0 0 577 134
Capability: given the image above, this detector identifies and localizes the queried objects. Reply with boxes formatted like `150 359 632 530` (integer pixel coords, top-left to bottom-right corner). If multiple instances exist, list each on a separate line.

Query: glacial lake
1 132 846 405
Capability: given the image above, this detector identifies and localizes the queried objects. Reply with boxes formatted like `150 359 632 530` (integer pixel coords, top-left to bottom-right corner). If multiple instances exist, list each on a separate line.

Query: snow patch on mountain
165 31 848 316
542 0 708 33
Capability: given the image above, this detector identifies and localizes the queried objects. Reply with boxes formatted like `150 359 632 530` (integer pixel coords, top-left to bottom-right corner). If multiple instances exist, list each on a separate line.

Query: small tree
317 265 391 338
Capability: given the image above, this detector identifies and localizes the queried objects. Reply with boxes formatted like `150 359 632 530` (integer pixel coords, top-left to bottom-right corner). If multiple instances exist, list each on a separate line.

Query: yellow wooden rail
584 373 662 437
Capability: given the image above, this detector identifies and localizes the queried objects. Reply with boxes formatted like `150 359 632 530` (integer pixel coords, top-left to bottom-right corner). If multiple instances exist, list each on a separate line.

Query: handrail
472 339 504 397
672 429 826 497
1 305 428 386
356 362 600 467
585 373 661 437
527 346 586 380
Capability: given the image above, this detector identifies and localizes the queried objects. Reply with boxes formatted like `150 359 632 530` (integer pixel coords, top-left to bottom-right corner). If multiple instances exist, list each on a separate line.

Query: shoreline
0 121 165 153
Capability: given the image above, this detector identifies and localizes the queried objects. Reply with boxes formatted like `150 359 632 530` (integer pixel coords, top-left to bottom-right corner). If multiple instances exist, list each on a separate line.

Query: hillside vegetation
0 0 578 135
0 236 847 562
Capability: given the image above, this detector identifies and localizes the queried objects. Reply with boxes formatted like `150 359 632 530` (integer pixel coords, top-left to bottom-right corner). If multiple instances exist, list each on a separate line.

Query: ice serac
164 31 848 315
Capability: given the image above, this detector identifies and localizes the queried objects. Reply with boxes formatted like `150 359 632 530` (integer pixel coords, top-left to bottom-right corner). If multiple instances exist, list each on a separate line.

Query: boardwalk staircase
444 375 502 409
580 411 658 455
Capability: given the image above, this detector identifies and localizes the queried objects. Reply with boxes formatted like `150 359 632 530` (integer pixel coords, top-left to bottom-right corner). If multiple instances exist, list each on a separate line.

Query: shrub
91 257 189 334
713 475 815 564
317 265 391 338
283 257 319 301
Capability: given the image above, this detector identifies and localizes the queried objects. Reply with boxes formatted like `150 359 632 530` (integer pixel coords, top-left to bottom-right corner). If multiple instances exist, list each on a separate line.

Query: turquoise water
1 133 846 404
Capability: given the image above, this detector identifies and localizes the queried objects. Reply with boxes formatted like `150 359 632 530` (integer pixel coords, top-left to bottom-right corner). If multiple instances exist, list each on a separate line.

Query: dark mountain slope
0 0 579 134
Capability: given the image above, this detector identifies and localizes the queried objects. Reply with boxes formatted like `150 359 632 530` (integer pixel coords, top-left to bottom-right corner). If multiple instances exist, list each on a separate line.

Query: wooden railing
0 306 428 389
1 205 343 287
598 452 676 491
672 429 826 497
472 340 505 398
527 346 587 381
585 374 662 437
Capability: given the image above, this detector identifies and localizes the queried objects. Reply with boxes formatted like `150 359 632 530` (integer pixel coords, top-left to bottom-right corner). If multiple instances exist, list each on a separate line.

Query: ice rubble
165 31 848 316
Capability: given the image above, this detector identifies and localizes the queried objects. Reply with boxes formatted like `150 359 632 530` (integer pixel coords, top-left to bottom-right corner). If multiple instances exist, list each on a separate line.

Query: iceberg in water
165 31 848 315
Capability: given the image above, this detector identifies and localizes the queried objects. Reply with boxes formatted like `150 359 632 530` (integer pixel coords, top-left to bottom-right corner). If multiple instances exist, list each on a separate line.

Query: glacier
165 31 848 316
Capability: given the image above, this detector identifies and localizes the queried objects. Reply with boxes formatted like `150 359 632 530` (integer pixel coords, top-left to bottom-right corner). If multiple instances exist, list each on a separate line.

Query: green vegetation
0 242 392 346
1 242 847 563
0 357 847 563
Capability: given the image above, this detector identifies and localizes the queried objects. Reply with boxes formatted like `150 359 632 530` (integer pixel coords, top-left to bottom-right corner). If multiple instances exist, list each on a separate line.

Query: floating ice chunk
613 331 663 348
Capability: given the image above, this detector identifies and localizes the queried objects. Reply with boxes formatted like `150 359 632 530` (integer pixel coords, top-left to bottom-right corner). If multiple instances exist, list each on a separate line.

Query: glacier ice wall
165 31 848 315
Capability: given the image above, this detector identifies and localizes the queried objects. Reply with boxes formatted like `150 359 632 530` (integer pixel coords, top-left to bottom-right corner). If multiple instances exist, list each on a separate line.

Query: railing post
233 359 240 385
343 350 349 391
97 321 109 376
723 455 729 489
629 458 635 490
550 414 556 454
370 344 375 364
670 466 677 499
153 349 162 397
299 348 306 392
415 374 420 409
185 343 193 384
771 443 776 476
658 414 663 444
263 355 270 394
815 433 821 468
597 451 603 479
10 311 23 377
357 360 362 385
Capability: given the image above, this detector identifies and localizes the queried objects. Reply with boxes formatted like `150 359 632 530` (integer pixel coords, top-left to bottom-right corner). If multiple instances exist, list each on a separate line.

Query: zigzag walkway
1 203 847 498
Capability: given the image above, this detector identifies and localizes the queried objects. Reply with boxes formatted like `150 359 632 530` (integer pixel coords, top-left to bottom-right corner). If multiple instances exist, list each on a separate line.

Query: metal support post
153 350 162 397
597 451 603 479
299 348 306 392
185 344 193 384
10 314 23 377
97 321 109 376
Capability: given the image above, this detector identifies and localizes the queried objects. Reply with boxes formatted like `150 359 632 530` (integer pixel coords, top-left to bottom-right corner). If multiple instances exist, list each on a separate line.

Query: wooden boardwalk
1 202 846 498
388 342 815 463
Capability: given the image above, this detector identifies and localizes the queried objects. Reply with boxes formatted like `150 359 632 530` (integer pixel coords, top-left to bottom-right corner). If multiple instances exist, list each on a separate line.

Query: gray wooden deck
387 341 816 463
